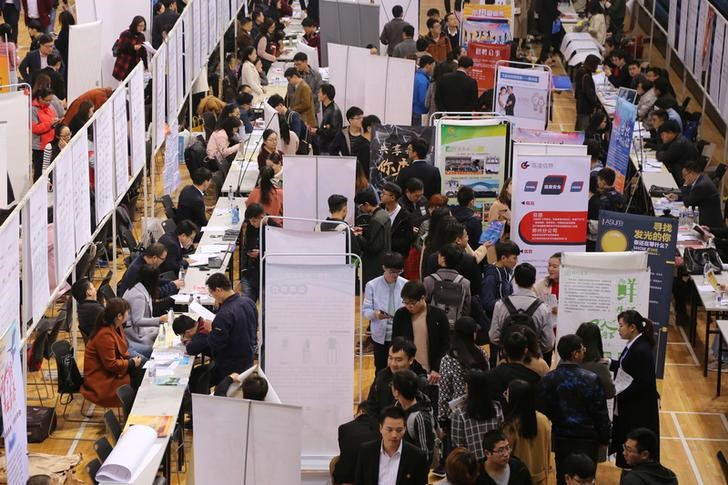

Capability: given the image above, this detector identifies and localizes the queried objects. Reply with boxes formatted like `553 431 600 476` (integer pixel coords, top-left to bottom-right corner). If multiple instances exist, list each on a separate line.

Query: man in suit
656 120 698 186
606 50 632 88
667 160 725 228
435 56 478 113
354 406 429 485
396 138 441 199
152 0 180 48
380 182 414 260
333 401 380 484
158 219 198 276
355 190 392 285
176 167 211 230
284 67 316 127
291 52 322 120
19 33 57 84
504 86 516 116
117 243 184 298
39 53 66 100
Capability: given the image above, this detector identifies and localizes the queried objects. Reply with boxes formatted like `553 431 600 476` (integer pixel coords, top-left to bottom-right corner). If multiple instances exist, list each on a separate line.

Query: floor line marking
678 326 700 366
67 404 95 456
671 411 704 485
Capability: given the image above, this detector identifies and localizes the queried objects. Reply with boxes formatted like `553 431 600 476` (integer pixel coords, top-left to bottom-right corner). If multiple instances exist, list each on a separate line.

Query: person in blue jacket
412 55 435 127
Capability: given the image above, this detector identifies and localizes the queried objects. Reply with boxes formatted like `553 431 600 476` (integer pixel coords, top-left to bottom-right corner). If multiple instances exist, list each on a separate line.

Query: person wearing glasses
620 428 677 485
363 251 408 374
537 335 610 485
478 430 533 485
562 453 596 485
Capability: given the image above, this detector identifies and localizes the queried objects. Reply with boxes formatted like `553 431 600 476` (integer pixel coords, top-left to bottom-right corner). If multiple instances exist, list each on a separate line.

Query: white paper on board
128 65 146 177
678 0 688 58
23 178 50 323
167 35 179 124
71 134 92 251
153 45 167 150
53 148 76 284
113 92 130 197
710 18 724 103
0 213 20 337
94 107 115 222
668 0 678 49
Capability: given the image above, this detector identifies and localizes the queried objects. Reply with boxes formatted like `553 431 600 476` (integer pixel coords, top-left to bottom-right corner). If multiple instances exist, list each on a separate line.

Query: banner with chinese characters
558 252 651 359
1 322 29 485
511 153 590 276
435 119 508 221
369 124 434 191
605 97 636 193
597 211 677 381
467 43 510 93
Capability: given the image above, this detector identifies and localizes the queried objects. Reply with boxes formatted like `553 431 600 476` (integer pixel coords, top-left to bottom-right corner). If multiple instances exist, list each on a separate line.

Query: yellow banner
0 53 9 92
462 4 512 20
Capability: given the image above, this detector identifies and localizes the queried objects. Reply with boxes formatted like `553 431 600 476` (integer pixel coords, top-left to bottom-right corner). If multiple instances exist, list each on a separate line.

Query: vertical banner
53 149 76 284
93 108 115 222
557 252 651 358
494 66 550 129
167 32 179 123
0 213 20 337
72 135 92 251
596 211 677 382
369 124 434 190
113 91 130 198
23 178 50 323
435 119 508 218
164 121 181 196
604 97 636 193
153 46 167 151
0 322 28 485
467 43 510 93
511 153 590 276
678 0 688 58
710 17 725 103
129 66 146 177
686 0 698 73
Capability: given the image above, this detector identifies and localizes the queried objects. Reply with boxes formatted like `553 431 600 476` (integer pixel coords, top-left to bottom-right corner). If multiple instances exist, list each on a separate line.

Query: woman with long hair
609 310 659 468
266 151 283 187
256 128 284 169
419 206 452 278
575 54 601 131
68 100 94 136
55 10 75 70
112 16 148 81
42 123 71 172
502 380 551 485
277 114 299 155
122 265 169 358
207 115 242 162
487 178 512 239
450 369 504 460
490 329 548 398
585 110 610 157
576 322 616 399
255 18 277 72
247 166 283 219
81 298 145 407
240 46 264 104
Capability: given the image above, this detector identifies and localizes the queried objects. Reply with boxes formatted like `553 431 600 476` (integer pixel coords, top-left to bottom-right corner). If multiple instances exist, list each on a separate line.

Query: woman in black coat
575 54 601 131
609 310 660 468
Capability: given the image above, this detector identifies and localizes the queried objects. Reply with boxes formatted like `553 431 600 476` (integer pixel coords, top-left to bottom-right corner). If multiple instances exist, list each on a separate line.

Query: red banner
467 42 510 94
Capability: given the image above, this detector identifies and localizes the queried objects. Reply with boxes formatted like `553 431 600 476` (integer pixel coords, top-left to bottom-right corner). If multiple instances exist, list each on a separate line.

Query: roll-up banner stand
493 61 552 130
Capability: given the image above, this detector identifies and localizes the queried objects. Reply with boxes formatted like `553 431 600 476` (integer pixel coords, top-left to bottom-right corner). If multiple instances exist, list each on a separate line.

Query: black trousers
554 436 600 485
2 4 20 43
373 340 391 376
32 149 44 182
444 0 463 13
537 19 555 63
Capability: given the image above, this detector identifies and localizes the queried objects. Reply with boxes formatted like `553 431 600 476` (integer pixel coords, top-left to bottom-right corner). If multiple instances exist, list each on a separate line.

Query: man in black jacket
39 53 65 100
435 56 478 113
176 167 211 229
313 83 343 155
396 138 441 199
355 190 392 284
656 120 698 186
71 278 103 342
667 161 725 228
152 0 180 48
620 428 677 485
450 186 482 251
19 34 58 84
398 177 428 230
606 50 631 88
117 243 183 298
354 406 430 485
597 167 626 213
320 194 362 255
158 219 198 276
381 182 414 259
333 401 379 484
478 430 533 485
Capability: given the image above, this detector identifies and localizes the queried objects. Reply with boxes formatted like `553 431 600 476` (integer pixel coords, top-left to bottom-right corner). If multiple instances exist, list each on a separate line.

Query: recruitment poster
494 66 551 129
369 124 434 191
597 210 677 381
0 323 29 485
511 154 590 276
467 43 510 93
461 4 513 50
558 252 651 359
512 127 584 145
435 119 508 220
605 97 636 193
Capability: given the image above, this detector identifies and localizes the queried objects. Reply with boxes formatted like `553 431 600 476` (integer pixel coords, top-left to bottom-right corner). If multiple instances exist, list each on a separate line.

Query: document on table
614 368 634 395
200 225 228 232
696 284 717 293
96 425 163 483
190 301 216 321
199 244 229 253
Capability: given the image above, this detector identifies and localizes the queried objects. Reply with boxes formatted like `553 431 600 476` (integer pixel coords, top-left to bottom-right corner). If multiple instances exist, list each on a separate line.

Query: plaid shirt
112 30 147 81
450 401 503 460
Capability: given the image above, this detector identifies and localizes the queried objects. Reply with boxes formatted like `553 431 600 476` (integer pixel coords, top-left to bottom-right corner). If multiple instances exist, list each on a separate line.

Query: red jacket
31 98 56 150
21 0 54 28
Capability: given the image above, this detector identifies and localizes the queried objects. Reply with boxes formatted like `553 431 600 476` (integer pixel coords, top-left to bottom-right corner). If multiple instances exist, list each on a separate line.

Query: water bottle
147 357 156 382
231 205 240 224
228 186 234 209
678 208 685 227
703 252 713 283
686 207 694 227
693 206 700 226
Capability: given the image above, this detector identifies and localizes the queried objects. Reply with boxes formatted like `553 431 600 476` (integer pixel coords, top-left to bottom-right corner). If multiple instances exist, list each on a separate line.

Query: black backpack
501 297 542 335
58 353 83 394
430 272 466 328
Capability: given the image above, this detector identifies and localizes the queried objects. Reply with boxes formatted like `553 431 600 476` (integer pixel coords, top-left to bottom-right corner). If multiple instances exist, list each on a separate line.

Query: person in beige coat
502 379 552 485
284 68 316 126
587 3 608 45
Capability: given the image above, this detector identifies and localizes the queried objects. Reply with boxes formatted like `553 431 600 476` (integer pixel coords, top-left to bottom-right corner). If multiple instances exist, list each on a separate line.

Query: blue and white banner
494 65 550 129
605 97 636 193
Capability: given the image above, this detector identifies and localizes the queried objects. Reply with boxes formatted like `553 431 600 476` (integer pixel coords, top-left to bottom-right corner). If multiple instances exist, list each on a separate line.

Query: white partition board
192 395 302 484
94 108 115 222
167 32 180 123
0 213 20 337
22 178 50 323
0 91 30 206
53 149 75 284
263 102 280 135
345 46 369 115
263 263 355 463
317 156 356 226
112 92 130 197
72 135 92 250
95 0 149 87
128 66 146 177
297 41 320 71
74 0 96 24
265 226 348 264
364 54 388 121
153 45 167 150
67 21 103 104
384 57 415 125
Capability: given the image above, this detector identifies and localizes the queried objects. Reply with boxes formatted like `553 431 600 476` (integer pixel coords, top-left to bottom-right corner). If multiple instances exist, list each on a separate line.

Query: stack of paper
95 425 164 483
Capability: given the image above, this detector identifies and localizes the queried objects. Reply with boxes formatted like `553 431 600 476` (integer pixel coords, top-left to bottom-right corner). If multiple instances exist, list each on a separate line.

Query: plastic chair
86 458 101 485
27 331 51 405
104 409 122 443
211 170 225 198
116 384 136 423
161 195 176 220
94 436 113 462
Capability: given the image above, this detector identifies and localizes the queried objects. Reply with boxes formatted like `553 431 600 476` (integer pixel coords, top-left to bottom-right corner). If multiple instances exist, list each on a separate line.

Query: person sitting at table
71 277 104 343
644 109 668 147
246 166 283 220
207 116 242 162
81 298 145 407
117 243 183 298
666 161 724 228
158 220 198 276
256 129 284 170
122 264 170 358
214 370 269 399
172 314 210 357
636 79 657 121
655 120 698 186
653 96 683 133
176 167 212 230
202 273 258 385
240 46 265 105
266 152 283 187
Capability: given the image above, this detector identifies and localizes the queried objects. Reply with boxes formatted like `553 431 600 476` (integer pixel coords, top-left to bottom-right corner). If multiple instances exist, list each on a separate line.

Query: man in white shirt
354 406 429 485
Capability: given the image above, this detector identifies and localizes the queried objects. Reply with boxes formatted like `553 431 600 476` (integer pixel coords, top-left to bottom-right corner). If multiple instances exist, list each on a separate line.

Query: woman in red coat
112 16 148 81
81 298 145 408
31 86 59 181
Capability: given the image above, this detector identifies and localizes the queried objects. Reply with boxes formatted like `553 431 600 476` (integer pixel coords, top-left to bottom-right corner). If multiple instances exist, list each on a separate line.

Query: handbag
683 247 723 275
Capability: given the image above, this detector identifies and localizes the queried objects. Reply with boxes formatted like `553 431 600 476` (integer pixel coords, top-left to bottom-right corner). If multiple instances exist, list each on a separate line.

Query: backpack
430 272 466 328
501 297 542 335
58 352 83 394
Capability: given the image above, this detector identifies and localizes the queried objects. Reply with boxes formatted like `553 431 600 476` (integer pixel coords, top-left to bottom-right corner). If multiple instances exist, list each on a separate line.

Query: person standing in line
112 16 148 81
355 190 392 285
392 24 417 59
312 83 342 155
477 430 534 485
379 5 411 56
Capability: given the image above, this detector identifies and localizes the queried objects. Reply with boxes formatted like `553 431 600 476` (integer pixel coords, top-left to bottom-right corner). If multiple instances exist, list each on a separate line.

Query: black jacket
333 414 380 484
609 335 659 467
366 362 428 418
208 293 257 377
320 217 362 255
435 70 479 113
318 101 343 154
620 461 678 485
399 195 428 229
679 173 725 228
389 205 414 259
476 456 534 485
656 135 698 186
152 10 180 48
426 251 482 296
396 160 442 200
176 185 208 229
608 65 632 89
354 439 429 485
599 186 626 213
39 66 66 100
117 254 178 298
481 265 513 317
158 232 187 275
392 306 450 372
359 207 392 284
77 299 104 342
576 71 599 116
488 362 542 402
450 205 483 251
